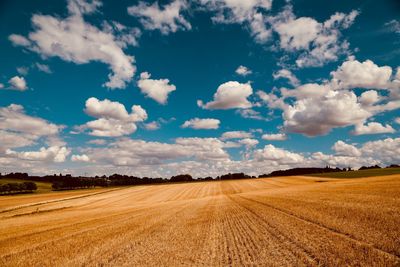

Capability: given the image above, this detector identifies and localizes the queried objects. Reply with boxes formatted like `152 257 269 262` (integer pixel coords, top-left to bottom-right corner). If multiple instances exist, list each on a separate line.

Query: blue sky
0 0 399 177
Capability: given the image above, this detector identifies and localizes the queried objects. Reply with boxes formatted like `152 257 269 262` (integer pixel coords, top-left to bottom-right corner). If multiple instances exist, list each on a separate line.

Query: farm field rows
0 175 399 266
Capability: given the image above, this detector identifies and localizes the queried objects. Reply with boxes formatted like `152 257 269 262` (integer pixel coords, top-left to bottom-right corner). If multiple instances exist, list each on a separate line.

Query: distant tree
23 182 37 191
170 174 193 182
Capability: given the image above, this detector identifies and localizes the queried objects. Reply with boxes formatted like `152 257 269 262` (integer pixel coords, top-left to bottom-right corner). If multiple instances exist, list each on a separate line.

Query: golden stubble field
0 175 399 266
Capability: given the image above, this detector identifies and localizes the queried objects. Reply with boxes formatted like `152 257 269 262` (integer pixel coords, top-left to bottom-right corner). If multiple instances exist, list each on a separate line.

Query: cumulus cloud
201 0 272 43
273 69 300 87
128 0 191 35
331 58 395 90
6 146 70 163
144 121 161 131
235 65 252 76
198 81 253 109
137 72 176 104
0 104 62 150
270 7 359 67
71 154 90 162
332 140 361 157
9 0 136 89
221 131 252 140
182 118 220 129
8 76 27 91
80 97 147 137
238 138 259 148
283 90 371 136
260 57 400 137
6 135 400 177
262 133 287 141
67 0 102 15
352 122 395 135
82 137 229 169
253 144 304 165
360 138 400 165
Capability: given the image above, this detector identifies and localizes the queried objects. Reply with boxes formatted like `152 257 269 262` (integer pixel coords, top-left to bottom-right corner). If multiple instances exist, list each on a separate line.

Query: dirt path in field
0 175 399 266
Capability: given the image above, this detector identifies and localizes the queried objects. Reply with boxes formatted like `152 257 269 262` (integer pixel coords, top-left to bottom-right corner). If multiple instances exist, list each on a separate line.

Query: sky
0 0 399 177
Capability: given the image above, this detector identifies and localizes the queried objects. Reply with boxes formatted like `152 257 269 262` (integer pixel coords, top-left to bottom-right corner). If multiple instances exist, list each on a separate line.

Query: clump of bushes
0 182 37 195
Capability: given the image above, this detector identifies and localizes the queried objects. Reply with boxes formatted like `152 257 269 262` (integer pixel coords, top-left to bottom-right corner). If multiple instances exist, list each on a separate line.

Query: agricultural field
0 175 399 266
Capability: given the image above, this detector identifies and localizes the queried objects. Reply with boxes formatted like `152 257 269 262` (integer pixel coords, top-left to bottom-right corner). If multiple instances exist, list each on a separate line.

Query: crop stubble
0 175 399 266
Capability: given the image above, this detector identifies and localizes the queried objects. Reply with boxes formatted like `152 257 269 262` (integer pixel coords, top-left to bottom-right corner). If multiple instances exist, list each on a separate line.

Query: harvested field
0 175 399 266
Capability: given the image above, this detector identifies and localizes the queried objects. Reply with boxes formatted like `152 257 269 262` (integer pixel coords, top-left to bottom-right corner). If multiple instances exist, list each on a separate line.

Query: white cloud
67 0 102 15
271 7 359 67
80 97 147 137
238 138 259 148
83 137 229 170
253 144 304 165
35 63 52 73
71 154 90 162
221 131 252 140
85 97 135 121
281 83 331 100
8 34 31 47
6 146 70 163
182 118 220 129
87 139 107 145
128 0 191 35
198 81 253 109
144 121 161 131
201 0 272 43
0 104 60 140
261 58 400 137
262 133 287 141
358 90 380 106
331 58 394 90
137 72 176 104
8 76 27 91
5 136 399 177
283 90 371 136
352 122 395 135
236 108 267 120
395 117 400 124
9 0 136 89
332 140 361 157
273 69 300 87
235 65 252 76
360 137 400 165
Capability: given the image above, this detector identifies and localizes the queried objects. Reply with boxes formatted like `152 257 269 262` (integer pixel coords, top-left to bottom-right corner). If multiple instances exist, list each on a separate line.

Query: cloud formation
137 72 176 104
235 65 252 76
9 0 137 89
80 97 147 137
128 0 191 35
198 81 253 109
182 118 220 129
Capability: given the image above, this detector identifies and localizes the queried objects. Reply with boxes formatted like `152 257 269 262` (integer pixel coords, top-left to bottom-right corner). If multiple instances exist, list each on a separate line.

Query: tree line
1 164 399 192
0 181 37 195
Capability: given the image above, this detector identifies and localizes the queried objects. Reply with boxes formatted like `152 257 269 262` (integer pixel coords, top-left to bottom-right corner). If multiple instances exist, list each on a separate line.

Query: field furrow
0 175 398 266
